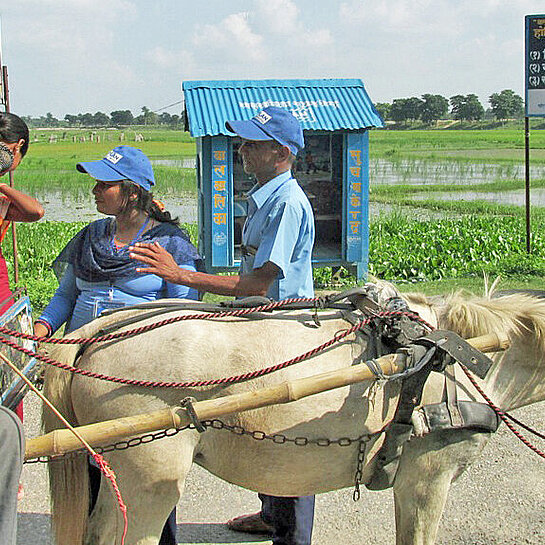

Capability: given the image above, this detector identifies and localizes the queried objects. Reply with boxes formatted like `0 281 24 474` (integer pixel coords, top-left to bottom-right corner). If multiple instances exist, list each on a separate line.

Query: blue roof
182 79 383 137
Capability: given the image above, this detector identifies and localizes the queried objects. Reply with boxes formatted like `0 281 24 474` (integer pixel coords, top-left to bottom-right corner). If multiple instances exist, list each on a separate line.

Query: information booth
182 79 383 279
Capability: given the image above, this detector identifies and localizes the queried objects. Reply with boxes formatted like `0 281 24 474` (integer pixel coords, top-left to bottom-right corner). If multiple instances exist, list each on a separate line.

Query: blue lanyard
111 216 150 254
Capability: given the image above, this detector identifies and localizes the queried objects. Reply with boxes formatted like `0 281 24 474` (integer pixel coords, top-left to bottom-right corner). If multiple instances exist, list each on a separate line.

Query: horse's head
404 288 545 410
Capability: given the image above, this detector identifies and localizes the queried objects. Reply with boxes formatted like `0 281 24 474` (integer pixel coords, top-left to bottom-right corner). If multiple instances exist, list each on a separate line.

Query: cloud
193 12 267 64
0 0 141 115
248 0 334 72
10 0 137 50
146 46 195 71
255 0 300 35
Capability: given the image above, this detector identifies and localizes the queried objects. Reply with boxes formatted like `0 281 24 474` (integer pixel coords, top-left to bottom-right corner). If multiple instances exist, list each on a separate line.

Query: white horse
42 283 545 545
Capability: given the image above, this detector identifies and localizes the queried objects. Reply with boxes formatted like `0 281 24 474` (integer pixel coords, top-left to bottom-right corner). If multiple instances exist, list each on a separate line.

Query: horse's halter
0 142 14 175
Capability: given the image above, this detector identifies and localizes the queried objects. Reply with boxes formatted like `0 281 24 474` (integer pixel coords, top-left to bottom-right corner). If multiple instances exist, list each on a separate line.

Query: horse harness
91 286 501 491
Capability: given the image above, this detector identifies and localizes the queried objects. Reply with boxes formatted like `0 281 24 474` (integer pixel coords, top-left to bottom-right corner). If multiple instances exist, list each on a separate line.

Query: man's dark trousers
260 493 315 545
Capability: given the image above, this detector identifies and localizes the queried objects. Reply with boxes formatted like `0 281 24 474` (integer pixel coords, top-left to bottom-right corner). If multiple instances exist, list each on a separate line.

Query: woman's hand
129 241 186 284
33 321 51 339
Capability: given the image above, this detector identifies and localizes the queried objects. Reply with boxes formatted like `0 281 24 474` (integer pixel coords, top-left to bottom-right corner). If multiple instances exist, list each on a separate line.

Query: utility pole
0 19 19 282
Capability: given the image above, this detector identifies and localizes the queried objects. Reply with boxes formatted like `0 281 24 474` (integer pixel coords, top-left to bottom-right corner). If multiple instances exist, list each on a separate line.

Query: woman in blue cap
34 145 200 545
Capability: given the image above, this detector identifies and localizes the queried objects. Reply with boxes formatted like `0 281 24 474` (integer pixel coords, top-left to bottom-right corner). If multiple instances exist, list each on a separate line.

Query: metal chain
24 427 189 464
25 418 379 498
205 419 375 448
352 437 369 501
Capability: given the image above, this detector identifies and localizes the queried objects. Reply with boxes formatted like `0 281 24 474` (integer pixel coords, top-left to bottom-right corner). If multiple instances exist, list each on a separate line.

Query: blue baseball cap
226 107 304 156
76 145 155 191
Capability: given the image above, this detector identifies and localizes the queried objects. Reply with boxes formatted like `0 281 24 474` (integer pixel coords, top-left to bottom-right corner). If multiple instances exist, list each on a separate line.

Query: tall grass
370 129 545 163
6 217 545 314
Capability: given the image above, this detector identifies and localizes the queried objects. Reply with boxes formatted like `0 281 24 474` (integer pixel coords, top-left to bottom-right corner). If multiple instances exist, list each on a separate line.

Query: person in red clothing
0 112 44 312
0 112 44 503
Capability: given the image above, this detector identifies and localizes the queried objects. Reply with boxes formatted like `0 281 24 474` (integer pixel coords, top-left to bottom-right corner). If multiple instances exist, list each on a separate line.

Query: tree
449 94 484 121
141 106 158 125
168 114 181 127
64 114 79 126
489 89 524 120
110 110 134 126
42 112 59 127
374 102 391 121
390 97 424 124
465 94 485 121
92 112 110 127
390 99 409 123
405 97 424 121
159 112 173 125
420 94 449 124
78 113 94 126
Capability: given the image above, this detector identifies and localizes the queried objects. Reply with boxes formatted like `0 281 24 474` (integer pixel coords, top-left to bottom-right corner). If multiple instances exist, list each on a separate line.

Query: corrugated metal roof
182 79 383 137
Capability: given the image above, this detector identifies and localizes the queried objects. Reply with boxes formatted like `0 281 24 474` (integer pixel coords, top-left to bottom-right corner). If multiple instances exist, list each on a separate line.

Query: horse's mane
373 278 545 360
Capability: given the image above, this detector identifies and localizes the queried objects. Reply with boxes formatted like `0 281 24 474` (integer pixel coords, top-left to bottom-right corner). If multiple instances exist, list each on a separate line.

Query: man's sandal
226 512 273 535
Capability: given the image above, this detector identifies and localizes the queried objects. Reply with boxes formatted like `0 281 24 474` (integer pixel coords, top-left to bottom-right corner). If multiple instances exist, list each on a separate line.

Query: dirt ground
16 395 545 545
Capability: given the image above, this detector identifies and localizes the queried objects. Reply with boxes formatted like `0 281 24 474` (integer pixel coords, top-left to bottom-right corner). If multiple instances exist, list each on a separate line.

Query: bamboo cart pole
25 331 509 461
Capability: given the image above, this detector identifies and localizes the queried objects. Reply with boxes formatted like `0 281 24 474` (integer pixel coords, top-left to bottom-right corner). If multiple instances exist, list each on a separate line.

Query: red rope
459 364 545 459
0 307 428 389
0 297 319 345
92 453 128 544
0 318 371 387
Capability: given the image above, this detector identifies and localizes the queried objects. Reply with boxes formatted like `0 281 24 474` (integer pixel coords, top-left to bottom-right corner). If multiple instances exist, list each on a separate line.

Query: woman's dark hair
118 181 179 225
0 113 29 157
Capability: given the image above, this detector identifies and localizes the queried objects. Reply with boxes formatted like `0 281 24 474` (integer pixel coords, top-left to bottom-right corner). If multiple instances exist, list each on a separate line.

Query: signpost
524 15 545 253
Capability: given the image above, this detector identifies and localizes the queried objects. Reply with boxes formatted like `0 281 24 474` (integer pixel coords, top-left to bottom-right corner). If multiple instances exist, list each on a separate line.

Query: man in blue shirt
130 107 316 545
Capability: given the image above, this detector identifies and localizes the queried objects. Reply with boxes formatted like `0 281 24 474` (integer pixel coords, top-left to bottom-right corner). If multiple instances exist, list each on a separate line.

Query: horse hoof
226 512 273 535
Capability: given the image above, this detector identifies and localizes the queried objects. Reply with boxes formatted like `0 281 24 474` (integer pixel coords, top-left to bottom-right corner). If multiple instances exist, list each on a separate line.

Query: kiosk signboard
526 14 545 117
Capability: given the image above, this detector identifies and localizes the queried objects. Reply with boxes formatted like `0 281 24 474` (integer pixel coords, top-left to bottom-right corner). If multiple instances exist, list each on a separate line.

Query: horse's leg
392 430 489 545
85 433 199 545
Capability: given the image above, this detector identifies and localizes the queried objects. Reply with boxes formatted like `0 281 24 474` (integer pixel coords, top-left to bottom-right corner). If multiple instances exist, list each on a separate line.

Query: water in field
370 159 545 186
26 157 545 223
154 157 545 187
38 190 198 223
411 188 545 207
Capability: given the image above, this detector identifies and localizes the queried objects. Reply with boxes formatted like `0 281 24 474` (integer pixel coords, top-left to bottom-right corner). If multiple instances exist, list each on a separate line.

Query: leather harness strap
445 364 464 428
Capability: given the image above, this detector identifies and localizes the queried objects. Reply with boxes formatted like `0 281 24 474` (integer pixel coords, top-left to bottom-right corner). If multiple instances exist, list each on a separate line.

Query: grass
370 128 545 163
9 215 545 315
5 125 545 314
13 128 197 195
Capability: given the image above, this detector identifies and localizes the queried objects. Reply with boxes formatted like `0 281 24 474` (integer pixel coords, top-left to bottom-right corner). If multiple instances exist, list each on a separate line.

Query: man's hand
129 242 186 284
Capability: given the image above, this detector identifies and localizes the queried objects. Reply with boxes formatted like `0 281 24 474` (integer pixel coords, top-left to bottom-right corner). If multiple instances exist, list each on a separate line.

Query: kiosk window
231 133 343 262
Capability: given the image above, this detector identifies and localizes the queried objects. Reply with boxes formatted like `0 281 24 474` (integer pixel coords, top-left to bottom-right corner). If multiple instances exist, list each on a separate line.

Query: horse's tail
42 342 89 545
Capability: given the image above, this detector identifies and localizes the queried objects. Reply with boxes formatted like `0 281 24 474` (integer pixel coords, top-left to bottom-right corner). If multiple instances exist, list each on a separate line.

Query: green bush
4 215 545 313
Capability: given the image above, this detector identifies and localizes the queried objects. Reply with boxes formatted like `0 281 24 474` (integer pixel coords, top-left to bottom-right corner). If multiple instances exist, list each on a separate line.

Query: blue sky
0 0 543 118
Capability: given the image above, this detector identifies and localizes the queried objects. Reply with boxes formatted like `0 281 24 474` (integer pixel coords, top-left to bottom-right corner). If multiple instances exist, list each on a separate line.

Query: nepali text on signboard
526 14 545 117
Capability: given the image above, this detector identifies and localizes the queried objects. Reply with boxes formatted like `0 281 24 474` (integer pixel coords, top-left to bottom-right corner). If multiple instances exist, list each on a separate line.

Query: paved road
17 397 545 544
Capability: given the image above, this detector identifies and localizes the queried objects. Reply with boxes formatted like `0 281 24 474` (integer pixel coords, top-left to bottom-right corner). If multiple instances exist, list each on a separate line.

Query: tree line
22 106 183 128
22 89 525 129
376 89 523 124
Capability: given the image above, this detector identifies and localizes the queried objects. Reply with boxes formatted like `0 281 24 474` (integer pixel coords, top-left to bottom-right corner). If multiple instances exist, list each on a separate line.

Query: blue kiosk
182 79 383 279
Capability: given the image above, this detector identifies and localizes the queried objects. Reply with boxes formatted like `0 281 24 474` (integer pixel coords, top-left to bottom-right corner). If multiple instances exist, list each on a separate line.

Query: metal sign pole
524 14 545 254
525 116 530 253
